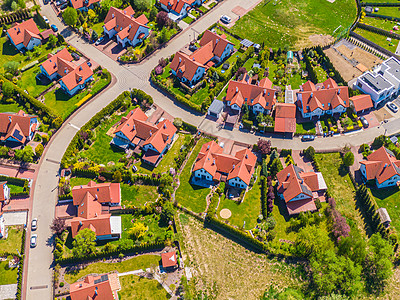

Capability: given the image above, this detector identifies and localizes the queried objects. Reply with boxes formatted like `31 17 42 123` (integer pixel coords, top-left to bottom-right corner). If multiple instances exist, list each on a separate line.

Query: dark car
189 44 198 51
359 116 369 128
71 52 80 60
87 61 92 67
301 135 315 142
51 24 58 32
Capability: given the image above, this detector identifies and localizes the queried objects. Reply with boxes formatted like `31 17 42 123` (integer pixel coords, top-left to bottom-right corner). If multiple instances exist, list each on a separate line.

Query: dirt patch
309 34 335 46
336 44 382 70
373 107 393 122
324 48 363 82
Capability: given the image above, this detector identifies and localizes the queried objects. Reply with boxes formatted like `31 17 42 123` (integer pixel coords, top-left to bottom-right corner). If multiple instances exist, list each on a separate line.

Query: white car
30 234 37 248
220 15 231 24
43 16 49 24
31 218 38 231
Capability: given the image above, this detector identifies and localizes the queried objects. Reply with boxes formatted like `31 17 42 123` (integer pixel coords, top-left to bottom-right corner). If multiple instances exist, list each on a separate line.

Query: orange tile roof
170 51 204 81
161 251 178 268
41 48 75 77
61 62 93 91
193 141 257 185
70 0 100 10
0 182 7 202
350 94 373 112
70 273 120 300
298 79 349 114
0 110 38 144
274 103 296 133
199 30 233 58
72 181 121 206
70 214 112 238
360 147 400 184
142 119 177 153
159 0 192 14
7 19 41 48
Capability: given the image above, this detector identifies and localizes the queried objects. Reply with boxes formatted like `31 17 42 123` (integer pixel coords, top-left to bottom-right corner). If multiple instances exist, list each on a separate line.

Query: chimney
212 158 215 165
17 28 20 33
287 173 291 179
149 130 152 136
79 284 82 288
80 185 83 188
337 89 341 95
112 13 114 18
54 62 57 68
163 123 166 129
64 68 68 74
95 287 98 295
79 66 82 71
133 124 135 130
124 10 126 14
79 221 82 226
232 164 235 169
8 116 12 123
179 57 182 63
129 24 132 31
327 84 330 88
235 87 238 93
245 154 248 159
216 38 219 44
95 213 98 217
207 145 210 150
95 194 98 199
263 89 266 95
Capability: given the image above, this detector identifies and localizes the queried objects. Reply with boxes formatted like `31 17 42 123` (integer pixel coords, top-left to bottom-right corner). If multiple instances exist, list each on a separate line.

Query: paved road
24 1 400 299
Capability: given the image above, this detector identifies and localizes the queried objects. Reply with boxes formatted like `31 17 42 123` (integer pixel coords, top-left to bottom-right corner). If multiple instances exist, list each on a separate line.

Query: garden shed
377 207 391 228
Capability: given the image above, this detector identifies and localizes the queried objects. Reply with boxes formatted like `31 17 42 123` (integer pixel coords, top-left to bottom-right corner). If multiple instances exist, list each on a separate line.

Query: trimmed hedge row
365 12 400 22
0 176 30 196
131 88 154 106
361 2 400 7
181 121 197 133
260 176 268 219
58 193 72 200
72 168 98 178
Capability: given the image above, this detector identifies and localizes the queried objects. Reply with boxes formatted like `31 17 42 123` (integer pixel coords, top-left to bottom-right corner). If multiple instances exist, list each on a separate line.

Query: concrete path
117 269 144 277
0 284 17 300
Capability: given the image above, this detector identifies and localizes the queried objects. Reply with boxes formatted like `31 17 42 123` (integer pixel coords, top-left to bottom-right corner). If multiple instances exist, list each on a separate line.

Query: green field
370 186 400 233
0 226 23 255
18 65 52 98
367 6 400 19
354 27 399 52
120 183 159 207
231 0 357 49
0 261 18 285
118 274 169 299
363 17 398 31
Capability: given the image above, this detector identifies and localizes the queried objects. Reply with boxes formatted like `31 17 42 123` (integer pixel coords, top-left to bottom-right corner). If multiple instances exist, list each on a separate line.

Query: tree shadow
55 89 72 102
2 41 19 56
274 195 291 222
338 164 349 177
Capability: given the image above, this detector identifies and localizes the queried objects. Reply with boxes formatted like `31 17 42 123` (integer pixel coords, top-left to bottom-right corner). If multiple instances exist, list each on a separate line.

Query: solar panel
93 274 108 284
13 129 24 141
240 39 254 47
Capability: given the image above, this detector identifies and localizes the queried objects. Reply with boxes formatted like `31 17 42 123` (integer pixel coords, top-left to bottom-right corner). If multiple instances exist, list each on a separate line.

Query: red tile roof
7 19 41 48
72 181 121 206
274 103 296 133
70 0 100 10
0 110 38 144
170 51 205 81
193 141 257 185
161 251 178 268
350 94 373 112
286 198 317 215
70 213 112 238
61 62 93 91
70 273 120 300
226 74 276 111
360 147 400 184
41 48 75 77
160 0 194 14
104 6 149 42
297 79 349 114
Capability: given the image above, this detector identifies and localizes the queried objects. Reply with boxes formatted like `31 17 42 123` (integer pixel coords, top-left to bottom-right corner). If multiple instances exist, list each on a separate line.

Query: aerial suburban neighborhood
0 0 400 299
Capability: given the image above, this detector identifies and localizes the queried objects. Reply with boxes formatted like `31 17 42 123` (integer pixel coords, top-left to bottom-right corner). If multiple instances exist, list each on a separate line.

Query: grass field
354 27 399 52
369 186 400 233
121 183 159 207
64 255 160 283
295 122 316 135
367 6 400 19
18 65 52 98
0 102 22 113
175 138 211 213
363 17 398 32
0 226 23 256
118 214 169 242
230 0 357 49
118 274 169 299
0 261 18 285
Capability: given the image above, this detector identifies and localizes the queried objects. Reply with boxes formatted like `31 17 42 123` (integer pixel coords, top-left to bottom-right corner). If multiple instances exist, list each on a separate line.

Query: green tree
63 7 78 26
113 170 122 183
4 61 20 75
17 0 25 8
72 228 96 258
160 201 175 225
132 0 152 11
372 135 386 149
48 34 57 48
52 117 63 129
173 117 182 128
91 30 98 43
304 146 315 160
22 145 34 163
35 143 44 158
338 233 367 265
269 158 282 178
128 222 148 239
2 81 15 97
11 1 18 11
343 151 354 167
295 225 333 257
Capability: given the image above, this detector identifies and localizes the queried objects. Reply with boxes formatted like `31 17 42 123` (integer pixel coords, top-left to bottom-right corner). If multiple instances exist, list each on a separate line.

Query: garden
0 226 24 285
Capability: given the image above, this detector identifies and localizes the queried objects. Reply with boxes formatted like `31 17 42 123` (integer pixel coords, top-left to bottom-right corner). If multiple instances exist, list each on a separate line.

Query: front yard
118 274 170 299
17 65 53 98
369 186 400 233
0 226 23 255
0 261 18 285
295 122 316 135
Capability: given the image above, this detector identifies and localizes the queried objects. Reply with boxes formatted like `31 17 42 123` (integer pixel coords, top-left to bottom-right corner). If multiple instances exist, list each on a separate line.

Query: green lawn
363 17 398 31
182 16 194 24
216 167 261 230
295 122 316 135
121 183 159 207
353 27 399 52
230 0 357 49
18 65 52 98
118 274 169 299
369 186 400 233
117 214 169 242
214 27 241 49
314 153 365 235
92 22 104 36
175 138 211 213
0 261 18 285
367 6 400 18
0 226 23 255
242 57 257 71
64 255 160 283
314 65 327 82
0 102 23 113
8 183 25 194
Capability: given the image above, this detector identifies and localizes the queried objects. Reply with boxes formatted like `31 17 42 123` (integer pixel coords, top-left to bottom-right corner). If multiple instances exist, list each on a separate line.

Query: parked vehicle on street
51 24 58 32
220 15 231 24
30 234 37 248
387 102 399 113
31 218 38 231
43 16 49 24
301 135 315 142
359 116 369 128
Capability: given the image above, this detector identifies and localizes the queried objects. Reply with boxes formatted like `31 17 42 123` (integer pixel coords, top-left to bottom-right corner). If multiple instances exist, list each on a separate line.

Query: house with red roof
170 30 234 87
161 251 178 269
159 0 205 21
103 6 150 48
274 103 296 134
69 0 100 11
7 19 42 51
296 78 349 119
70 181 121 240
349 94 373 115
39 48 94 96
192 141 257 189
359 147 400 189
225 73 276 115
277 164 327 215
69 273 121 300
111 108 177 166
0 110 39 146
0 182 10 206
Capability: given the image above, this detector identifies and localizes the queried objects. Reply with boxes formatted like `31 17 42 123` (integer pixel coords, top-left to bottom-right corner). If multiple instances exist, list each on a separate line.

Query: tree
113 170 122 183
158 27 169 44
52 117 63 129
48 34 57 48
2 81 15 97
22 145 34 163
257 139 271 155
72 228 96 258
133 0 152 11
87 9 96 21
304 146 315 160
42 134 49 144
4 61 19 75
372 135 386 149
295 225 334 257
156 11 169 28
269 158 282 179
173 118 182 128
91 30 99 43
128 222 148 239
160 201 175 225
35 144 44 158
50 217 66 235
342 151 354 167
63 7 78 27
11 1 18 11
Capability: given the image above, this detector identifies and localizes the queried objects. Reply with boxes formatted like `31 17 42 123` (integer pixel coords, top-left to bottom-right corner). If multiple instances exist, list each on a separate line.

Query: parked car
43 16 49 24
95 36 105 46
189 44 198 51
220 15 231 24
301 135 315 142
71 52 80 60
51 24 58 32
359 116 369 128
30 234 37 248
132 165 138 173
87 61 92 67
387 102 399 113
31 218 38 231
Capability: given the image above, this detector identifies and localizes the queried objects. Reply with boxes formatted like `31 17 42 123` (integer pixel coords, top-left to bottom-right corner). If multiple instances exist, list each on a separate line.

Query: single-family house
103 6 150 48
274 103 296 134
7 19 42 51
0 212 5 238
161 251 178 269
349 94 374 115
355 57 400 107
69 0 100 11
111 108 177 166
192 141 257 189
359 146 400 188
0 110 39 146
0 182 10 205
276 164 327 215
225 74 276 115
296 78 349 119
159 0 205 21
69 273 121 300
40 48 94 96
70 181 122 240
170 30 234 87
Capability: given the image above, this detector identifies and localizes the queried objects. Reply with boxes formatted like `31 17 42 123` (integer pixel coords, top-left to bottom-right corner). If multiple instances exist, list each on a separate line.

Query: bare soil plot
324 48 363 82
336 44 382 69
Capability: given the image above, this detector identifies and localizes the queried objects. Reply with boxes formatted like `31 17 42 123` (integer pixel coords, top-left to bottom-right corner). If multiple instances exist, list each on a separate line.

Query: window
266 102 269 107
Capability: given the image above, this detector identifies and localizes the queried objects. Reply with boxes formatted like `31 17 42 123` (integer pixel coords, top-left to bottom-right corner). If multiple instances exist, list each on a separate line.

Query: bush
304 146 315 160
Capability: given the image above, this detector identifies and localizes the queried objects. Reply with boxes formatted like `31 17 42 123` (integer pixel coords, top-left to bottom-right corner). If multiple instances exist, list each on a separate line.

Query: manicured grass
118 274 169 299
92 22 104 36
190 84 210 105
121 183 159 207
295 122 316 135
0 102 22 113
0 261 18 285
64 255 160 283
0 37 26 70
199 5 208 13
182 16 194 24
314 65 327 82
242 57 257 71
353 27 399 52
70 176 92 187
214 27 241 49
8 183 25 194
117 214 169 242
0 226 23 255
175 138 211 213
18 65 52 98
314 153 365 235
369 186 400 233
363 17 398 32
216 167 261 230
368 6 400 18
230 0 357 48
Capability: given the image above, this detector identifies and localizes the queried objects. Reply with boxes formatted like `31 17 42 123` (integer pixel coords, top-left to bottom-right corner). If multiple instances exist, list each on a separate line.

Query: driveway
0 284 17 300
3 211 28 226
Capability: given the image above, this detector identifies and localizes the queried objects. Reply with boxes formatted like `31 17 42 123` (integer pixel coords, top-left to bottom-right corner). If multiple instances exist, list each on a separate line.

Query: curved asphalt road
23 1 399 299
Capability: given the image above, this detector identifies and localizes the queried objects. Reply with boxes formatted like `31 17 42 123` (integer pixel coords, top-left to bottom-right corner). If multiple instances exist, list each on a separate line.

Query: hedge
0 9 31 25
260 176 268 219
72 168 98 178
131 88 154 106
58 193 72 200
0 176 30 197
181 121 197 133
15 228 26 300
